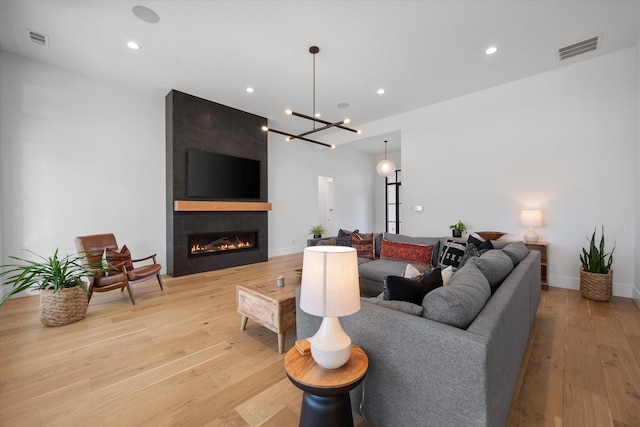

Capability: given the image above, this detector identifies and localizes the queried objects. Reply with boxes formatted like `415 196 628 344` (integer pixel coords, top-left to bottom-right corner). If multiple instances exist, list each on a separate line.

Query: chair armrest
132 254 157 264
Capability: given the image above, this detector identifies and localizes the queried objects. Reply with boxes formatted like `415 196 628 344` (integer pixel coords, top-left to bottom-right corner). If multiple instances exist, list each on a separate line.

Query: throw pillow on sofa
438 239 467 269
441 265 454 286
459 235 495 268
336 228 359 246
351 232 375 259
422 263 491 329
383 233 441 266
381 239 434 266
404 263 421 279
383 268 443 305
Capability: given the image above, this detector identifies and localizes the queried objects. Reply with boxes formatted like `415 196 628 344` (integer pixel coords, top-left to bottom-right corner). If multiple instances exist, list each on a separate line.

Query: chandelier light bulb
261 126 269 131
486 46 498 55
285 109 292 115
343 118 351 124
127 41 140 50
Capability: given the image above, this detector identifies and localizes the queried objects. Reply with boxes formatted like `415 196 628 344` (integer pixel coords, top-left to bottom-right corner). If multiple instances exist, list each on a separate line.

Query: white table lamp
300 246 360 369
521 209 543 242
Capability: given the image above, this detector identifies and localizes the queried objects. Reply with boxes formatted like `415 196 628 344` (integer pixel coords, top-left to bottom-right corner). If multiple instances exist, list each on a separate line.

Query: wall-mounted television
187 149 260 200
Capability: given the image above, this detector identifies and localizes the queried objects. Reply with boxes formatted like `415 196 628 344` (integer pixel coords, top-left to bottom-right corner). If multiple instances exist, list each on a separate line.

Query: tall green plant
0 249 94 307
579 226 615 274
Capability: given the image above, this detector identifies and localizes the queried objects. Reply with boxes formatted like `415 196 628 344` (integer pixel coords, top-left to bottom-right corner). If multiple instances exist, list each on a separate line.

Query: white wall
267 136 376 256
0 51 166 296
635 38 640 307
359 48 637 298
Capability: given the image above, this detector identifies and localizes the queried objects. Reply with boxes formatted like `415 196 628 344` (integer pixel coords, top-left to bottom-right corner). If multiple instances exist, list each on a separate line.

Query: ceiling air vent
558 36 599 61
27 29 49 47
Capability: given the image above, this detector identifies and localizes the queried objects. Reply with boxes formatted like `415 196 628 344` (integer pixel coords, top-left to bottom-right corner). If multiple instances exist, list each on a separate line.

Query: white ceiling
1 1 639 154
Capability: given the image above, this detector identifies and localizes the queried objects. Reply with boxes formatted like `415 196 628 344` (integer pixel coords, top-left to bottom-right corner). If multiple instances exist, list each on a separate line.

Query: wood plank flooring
1 253 639 426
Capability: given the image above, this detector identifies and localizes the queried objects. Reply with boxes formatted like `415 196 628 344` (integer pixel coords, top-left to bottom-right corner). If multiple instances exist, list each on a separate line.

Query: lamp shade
521 209 542 227
300 246 360 317
376 159 396 177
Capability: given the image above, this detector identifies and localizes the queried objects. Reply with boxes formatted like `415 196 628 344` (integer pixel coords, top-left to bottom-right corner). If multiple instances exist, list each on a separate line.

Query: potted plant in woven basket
579 226 615 302
0 249 98 326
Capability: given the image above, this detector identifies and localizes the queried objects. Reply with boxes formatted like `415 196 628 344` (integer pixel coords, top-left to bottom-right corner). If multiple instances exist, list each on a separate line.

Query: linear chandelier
261 46 361 149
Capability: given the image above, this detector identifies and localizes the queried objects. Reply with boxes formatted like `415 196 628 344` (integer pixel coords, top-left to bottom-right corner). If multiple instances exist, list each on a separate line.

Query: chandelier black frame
262 46 361 149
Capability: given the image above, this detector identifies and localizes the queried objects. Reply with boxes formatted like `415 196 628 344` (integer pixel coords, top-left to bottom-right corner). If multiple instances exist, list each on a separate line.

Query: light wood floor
1 253 639 426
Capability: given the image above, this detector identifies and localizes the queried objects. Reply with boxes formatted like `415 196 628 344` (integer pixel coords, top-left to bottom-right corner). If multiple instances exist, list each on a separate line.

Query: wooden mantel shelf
174 200 272 212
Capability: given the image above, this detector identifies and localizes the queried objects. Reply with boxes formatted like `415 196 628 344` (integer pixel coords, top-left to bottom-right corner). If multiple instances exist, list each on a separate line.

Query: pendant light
262 46 361 149
376 140 395 177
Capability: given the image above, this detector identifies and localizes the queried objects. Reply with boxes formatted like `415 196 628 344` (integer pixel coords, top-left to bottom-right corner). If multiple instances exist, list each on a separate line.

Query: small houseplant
449 220 467 238
0 249 96 326
579 226 615 301
309 225 326 239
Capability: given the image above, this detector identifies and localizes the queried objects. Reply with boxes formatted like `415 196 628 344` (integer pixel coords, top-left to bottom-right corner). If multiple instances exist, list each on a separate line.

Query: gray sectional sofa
297 236 541 427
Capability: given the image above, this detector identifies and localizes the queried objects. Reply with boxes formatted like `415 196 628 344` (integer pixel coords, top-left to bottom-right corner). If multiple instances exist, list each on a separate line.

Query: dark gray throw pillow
336 228 359 246
468 250 514 293
383 268 443 305
502 241 529 265
422 263 491 329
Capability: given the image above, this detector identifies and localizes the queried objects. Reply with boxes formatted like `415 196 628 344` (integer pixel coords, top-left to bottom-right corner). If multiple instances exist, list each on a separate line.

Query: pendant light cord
312 50 316 131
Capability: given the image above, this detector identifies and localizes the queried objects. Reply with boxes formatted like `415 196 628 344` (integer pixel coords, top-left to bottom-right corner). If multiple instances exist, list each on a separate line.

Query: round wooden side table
284 344 368 427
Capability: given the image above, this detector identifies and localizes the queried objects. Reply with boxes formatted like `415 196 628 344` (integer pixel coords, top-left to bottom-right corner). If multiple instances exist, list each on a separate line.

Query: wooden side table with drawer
236 273 300 353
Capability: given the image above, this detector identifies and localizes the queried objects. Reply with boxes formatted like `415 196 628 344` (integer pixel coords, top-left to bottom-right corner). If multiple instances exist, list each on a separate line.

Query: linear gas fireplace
189 231 258 257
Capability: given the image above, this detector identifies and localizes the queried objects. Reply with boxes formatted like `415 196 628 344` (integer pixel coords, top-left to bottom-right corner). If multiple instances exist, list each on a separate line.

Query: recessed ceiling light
127 41 140 50
337 102 349 109
485 46 498 55
377 89 385 95
246 87 254 93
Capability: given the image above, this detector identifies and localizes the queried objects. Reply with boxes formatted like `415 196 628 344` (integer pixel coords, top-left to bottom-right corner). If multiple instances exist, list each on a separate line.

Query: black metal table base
299 392 354 427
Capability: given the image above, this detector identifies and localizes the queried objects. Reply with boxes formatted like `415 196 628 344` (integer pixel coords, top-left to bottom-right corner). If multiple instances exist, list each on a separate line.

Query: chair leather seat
127 264 162 281
95 272 127 288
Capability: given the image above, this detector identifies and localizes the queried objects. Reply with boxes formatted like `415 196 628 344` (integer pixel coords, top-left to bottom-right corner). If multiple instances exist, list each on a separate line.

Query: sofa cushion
336 228 358 246
351 232 375 259
383 268 443 305
359 259 430 287
422 262 491 329
502 241 529 265
383 233 441 265
364 296 423 316
381 239 434 265
468 250 514 293
438 239 467 269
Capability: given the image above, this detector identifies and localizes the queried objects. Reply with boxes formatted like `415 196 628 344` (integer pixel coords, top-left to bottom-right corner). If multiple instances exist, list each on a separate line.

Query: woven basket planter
579 267 613 302
39 286 89 327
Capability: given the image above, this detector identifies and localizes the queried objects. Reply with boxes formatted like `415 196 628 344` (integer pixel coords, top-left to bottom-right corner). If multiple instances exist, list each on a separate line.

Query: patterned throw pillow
438 239 467 269
336 229 359 246
351 232 375 259
106 245 134 271
380 239 434 265
459 236 495 268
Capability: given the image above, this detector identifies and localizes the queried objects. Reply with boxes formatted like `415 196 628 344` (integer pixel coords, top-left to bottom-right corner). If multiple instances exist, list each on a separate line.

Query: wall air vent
27 29 49 47
558 36 599 61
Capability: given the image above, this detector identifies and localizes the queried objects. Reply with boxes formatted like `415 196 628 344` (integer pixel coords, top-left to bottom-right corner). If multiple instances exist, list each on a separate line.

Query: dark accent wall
166 90 269 276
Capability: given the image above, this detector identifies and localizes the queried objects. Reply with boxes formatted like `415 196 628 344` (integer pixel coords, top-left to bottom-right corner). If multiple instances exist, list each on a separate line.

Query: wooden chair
74 233 163 305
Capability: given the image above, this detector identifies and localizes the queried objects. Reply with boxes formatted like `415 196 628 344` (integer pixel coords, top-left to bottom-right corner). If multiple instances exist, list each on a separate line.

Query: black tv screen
187 149 260 199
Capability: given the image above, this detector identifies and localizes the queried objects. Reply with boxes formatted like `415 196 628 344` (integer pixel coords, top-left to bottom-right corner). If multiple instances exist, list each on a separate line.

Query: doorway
318 176 334 236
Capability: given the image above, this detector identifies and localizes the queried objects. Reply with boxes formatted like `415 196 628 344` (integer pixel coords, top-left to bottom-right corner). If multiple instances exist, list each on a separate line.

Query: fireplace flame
190 235 254 255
